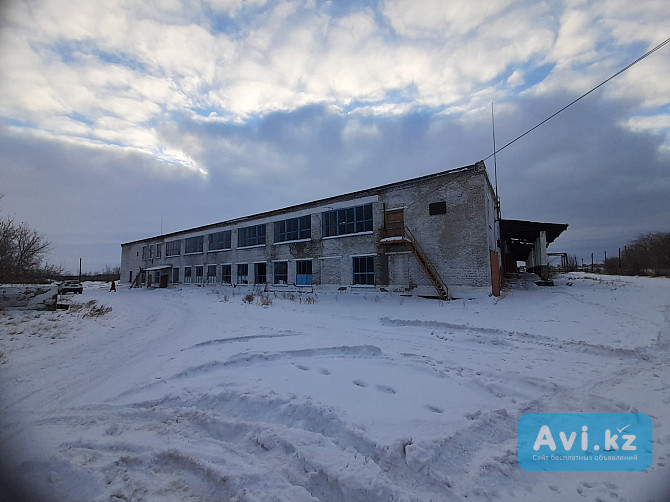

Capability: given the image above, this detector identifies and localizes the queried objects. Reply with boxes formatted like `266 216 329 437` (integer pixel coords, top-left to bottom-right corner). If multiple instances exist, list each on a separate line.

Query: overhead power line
484 36 670 161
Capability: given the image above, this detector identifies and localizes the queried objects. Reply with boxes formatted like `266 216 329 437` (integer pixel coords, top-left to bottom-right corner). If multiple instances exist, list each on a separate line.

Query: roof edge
122 161 486 246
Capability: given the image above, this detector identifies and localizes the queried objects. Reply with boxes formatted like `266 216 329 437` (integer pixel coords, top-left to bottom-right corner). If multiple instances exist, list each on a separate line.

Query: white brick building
121 161 566 297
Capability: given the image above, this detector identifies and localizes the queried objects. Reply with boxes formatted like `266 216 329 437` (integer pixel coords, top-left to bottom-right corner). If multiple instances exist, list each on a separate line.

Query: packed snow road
1 273 669 501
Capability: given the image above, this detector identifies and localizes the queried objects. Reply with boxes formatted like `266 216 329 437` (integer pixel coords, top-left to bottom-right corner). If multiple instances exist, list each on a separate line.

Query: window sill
207 248 232 253
272 238 311 245
322 231 373 241
184 251 204 255
237 244 266 250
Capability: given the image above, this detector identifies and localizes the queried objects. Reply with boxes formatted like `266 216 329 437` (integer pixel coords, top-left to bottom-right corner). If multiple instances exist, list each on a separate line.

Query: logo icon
518 413 652 471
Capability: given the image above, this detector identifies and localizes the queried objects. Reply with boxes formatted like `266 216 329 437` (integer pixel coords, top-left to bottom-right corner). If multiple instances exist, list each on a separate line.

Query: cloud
0 0 668 271
2 0 668 167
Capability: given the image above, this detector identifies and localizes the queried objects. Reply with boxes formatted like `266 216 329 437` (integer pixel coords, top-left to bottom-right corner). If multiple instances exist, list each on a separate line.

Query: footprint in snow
375 385 396 394
353 380 368 388
425 405 443 413
295 364 309 371
318 368 331 375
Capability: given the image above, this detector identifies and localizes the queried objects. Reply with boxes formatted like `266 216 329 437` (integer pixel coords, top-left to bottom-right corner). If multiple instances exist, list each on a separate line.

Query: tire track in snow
183 331 302 350
381 317 651 359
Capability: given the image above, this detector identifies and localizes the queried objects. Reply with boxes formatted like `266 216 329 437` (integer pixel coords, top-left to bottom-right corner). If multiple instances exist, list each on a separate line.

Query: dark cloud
1 89 668 273
491 93 669 261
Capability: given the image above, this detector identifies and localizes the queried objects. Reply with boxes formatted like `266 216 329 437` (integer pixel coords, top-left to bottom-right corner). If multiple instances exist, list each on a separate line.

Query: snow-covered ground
1 273 669 501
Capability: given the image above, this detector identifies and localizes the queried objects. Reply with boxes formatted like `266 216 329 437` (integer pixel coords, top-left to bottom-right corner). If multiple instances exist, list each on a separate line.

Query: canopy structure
500 219 568 278
143 265 173 288
143 265 173 272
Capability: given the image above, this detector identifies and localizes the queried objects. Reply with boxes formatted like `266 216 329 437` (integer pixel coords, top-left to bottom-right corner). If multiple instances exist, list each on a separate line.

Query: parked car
59 280 83 294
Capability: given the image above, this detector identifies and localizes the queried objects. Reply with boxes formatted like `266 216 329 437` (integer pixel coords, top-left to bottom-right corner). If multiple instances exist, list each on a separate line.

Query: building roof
122 161 488 246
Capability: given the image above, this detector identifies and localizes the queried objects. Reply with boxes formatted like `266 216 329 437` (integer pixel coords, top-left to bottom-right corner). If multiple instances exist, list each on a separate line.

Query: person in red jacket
109 280 116 292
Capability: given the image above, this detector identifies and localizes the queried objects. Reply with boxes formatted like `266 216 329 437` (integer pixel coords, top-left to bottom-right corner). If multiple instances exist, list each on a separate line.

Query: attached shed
500 219 568 279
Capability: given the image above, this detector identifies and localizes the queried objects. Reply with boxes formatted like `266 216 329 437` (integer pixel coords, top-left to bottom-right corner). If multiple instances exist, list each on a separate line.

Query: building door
160 274 168 288
490 250 501 297
389 253 409 288
385 209 404 237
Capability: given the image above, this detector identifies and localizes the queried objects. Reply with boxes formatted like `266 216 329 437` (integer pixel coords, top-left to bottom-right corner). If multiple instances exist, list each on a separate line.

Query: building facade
121 161 503 298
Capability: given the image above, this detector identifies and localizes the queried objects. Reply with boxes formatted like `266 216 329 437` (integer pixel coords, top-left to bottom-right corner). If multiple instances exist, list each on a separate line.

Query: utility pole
79 258 82 282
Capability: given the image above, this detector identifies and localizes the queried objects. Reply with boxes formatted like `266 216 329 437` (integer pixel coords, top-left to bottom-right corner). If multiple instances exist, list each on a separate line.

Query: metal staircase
380 226 449 300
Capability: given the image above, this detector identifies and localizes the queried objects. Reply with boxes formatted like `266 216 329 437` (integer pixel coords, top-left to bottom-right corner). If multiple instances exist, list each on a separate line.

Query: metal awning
144 265 173 272
500 219 568 261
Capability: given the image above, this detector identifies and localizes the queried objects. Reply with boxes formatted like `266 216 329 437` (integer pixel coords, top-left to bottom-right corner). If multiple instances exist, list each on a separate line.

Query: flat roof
122 161 486 246
500 219 569 260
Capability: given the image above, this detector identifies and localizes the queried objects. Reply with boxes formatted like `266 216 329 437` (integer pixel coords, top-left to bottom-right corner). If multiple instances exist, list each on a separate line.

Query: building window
166 240 181 256
353 256 374 285
296 260 312 286
172 267 179 284
274 216 311 243
142 246 148 260
237 264 248 284
208 230 232 251
156 243 162 258
149 245 154 260
238 224 266 247
184 266 192 284
429 201 447 215
195 265 204 283
254 263 267 284
221 264 232 284
207 265 217 284
322 203 373 237
185 236 204 254
129 271 133 283
273 261 288 285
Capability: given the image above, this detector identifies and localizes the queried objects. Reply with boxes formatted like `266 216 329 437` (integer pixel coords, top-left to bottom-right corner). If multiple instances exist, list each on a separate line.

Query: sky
0 0 668 274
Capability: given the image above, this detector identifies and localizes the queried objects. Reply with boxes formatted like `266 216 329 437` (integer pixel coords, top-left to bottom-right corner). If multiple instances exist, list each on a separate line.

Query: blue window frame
274 261 288 285
296 260 312 286
237 264 248 284
221 264 231 284
166 240 181 256
238 224 266 247
185 236 204 254
208 230 231 251
274 216 311 243
322 203 373 238
353 256 374 285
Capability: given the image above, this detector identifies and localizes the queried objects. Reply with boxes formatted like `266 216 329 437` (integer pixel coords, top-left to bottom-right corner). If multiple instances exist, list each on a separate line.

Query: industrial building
120 161 567 298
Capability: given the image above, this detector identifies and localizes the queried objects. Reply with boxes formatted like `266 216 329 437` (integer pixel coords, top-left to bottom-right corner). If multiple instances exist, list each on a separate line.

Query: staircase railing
403 227 449 300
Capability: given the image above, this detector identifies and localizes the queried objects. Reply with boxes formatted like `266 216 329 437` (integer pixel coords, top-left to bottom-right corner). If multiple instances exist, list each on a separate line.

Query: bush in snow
257 294 272 306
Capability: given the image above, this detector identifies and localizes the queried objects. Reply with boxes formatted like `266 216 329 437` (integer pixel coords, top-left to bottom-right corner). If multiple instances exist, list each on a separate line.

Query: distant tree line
57 265 121 282
604 232 670 277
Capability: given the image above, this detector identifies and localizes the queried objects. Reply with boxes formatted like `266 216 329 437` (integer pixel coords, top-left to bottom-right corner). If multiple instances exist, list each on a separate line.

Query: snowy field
1 273 669 501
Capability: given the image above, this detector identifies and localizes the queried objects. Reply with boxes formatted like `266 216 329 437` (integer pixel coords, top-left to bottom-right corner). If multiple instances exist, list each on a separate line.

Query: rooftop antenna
491 102 500 219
